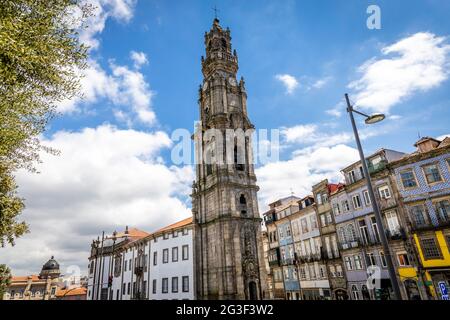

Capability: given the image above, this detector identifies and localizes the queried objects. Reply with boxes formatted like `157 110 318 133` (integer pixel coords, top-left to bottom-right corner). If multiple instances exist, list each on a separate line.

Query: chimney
414 137 441 153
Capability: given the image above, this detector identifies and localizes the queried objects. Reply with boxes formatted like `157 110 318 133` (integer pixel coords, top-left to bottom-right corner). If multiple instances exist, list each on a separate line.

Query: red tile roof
153 217 193 235
56 287 87 297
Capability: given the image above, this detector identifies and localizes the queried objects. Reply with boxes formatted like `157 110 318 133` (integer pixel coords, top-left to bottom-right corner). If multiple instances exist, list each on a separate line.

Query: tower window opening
234 144 244 171
239 194 248 216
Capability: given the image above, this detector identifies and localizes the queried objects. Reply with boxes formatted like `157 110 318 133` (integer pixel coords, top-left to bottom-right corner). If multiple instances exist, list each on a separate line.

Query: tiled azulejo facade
263 137 450 300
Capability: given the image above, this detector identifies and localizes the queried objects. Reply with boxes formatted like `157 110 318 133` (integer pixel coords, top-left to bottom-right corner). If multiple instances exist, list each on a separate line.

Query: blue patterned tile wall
394 152 450 227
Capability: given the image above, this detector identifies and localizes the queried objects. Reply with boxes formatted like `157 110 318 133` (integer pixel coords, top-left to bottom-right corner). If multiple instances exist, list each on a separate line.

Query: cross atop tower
212 5 220 20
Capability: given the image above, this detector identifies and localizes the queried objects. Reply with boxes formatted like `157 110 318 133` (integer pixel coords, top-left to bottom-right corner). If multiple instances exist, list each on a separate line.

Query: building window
172 277 178 293
336 264 343 277
400 169 417 188
354 255 363 270
127 282 130 295
50 287 56 295
301 218 309 233
352 194 362 209
359 220 369 245
163 249 169 264
422 163 443 184
349 170 356 184
346 224 357 242
183 228 189 236
420 238 442 260
371 216 381 243
366 253 376 266
316 193 322 205
163 233 169 240
182 245 189 260
435 200 450 223
397 252 410 266
332 203 341 216
153 251 157 266
380 251 387 268
310 215 318 230
173 230 178 238
129 259 132 270
351 285 360 300
409 205 427 227
378 185 391 199
363 190 371 206
182 276 189 292
342 200 350 212
286 225 292 237
122 283 126 295
152 279 157 294
385 211 400 233
172 247 179 262
162 278 168 294
320 214 327 227
344 256 353 271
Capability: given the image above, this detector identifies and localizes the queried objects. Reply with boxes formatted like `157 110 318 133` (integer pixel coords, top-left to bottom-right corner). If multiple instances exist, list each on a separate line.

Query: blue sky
53 0 450 152
2 0 450 275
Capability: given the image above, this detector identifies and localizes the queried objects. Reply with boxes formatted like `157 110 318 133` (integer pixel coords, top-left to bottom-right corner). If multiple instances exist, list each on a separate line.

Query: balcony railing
409 219 434 231
368 160 388 174
281 258 295 266
339 239 360 251
269 259 280 267
385 227 407 240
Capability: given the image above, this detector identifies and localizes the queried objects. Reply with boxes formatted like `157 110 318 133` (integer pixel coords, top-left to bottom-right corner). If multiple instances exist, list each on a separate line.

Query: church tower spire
192 19 267 300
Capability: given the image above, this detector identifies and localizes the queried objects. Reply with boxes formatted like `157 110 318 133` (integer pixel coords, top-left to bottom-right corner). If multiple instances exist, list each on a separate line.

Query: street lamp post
345 93 402 300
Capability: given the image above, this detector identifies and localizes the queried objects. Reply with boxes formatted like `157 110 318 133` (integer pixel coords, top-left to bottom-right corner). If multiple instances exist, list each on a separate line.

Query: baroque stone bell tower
191 18 267 300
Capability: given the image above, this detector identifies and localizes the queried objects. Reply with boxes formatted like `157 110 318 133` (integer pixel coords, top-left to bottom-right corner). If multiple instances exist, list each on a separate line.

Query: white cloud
256 144 359 208
59 1 156 125
79 0 137 50
437 133 450 141
311 76 331 89
58 59 156 125
325 102 344 118
281 124 353 147
2 125 193 275
275 74 299 94
349 32 450 114
110 62 156 124
130 51 149 69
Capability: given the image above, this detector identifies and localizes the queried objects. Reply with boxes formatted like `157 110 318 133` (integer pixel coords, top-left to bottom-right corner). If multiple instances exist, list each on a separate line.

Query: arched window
240 194 247 205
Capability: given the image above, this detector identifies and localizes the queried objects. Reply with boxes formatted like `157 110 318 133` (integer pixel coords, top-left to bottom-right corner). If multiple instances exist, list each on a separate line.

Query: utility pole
345 93 402 300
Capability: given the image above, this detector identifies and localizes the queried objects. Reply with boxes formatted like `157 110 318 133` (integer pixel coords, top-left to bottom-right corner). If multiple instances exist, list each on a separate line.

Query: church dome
42 256 59 271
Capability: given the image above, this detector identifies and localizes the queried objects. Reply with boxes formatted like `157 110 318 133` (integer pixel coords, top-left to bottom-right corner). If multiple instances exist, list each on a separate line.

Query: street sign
438 282 448 295
438 282 448 300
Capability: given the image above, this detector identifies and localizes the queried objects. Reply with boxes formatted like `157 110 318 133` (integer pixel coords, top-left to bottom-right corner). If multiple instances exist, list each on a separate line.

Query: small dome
42 256 60 271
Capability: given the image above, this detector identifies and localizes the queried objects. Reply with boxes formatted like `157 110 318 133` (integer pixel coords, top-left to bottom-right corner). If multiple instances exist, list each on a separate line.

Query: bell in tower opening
191 18 267 300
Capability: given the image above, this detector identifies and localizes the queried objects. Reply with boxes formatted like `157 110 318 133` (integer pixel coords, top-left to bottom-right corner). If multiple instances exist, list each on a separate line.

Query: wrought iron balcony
368 160 388 174
339 239 361 251
385 227 407 240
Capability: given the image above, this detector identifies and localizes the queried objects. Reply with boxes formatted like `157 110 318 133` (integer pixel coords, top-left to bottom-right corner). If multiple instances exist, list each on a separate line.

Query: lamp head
365 113 385 124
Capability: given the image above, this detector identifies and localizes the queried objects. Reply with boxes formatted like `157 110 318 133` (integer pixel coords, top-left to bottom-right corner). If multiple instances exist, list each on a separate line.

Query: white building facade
87 217 194 300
